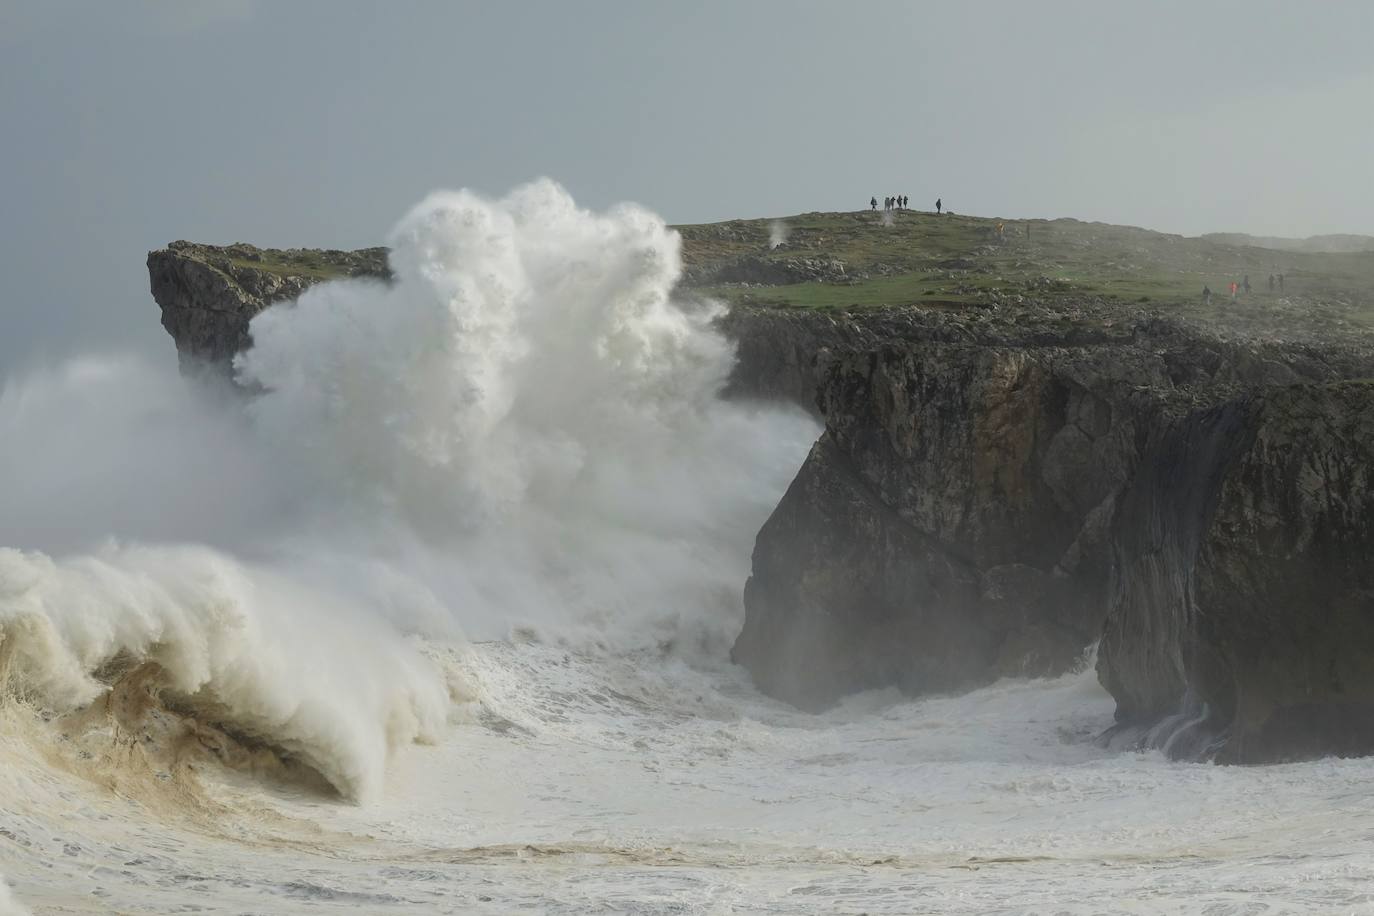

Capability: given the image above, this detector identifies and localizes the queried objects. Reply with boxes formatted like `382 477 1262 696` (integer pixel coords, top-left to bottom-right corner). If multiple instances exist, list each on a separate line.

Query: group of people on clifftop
870 196 942 213
1202 272 1285 304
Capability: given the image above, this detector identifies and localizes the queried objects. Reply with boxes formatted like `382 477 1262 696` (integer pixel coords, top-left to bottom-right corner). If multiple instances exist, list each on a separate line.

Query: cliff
731 305 1374 717
149 209 1374 763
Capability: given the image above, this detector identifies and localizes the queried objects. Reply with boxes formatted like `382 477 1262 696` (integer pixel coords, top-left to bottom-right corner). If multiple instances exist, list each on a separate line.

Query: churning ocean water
2 182 1372 915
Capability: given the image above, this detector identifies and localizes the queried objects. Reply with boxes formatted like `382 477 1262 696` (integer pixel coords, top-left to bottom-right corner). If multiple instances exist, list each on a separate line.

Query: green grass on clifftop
673 209 1374 330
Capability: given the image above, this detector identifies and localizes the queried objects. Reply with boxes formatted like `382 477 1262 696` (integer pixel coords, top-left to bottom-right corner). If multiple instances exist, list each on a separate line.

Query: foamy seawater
5 642 1374 914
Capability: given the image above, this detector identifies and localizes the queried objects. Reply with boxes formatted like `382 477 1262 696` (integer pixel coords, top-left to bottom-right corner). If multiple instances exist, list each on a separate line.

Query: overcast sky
2 0 1372 370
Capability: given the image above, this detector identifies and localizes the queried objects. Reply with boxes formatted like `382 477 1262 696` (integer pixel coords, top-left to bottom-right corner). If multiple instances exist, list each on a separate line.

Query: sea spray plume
237 179 817 648
769 220 789 249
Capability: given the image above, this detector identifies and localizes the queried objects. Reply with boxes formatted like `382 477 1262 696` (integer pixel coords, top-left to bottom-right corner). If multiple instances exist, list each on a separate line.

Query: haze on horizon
1 0 1372 368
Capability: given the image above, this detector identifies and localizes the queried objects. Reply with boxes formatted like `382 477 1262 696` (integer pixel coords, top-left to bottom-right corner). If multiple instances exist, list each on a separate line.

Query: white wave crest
0 544 450 802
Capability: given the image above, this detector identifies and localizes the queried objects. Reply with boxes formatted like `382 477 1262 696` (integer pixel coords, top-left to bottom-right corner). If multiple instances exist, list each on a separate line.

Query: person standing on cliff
1229 280 1238 300
1242 275 1251 294
1279 273 1285 291
1203 285 1213 305
936 198 942 214
871 196 877 211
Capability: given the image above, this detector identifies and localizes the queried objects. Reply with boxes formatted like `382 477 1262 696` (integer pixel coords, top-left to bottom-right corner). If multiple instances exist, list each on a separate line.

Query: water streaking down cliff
2 182 1373 913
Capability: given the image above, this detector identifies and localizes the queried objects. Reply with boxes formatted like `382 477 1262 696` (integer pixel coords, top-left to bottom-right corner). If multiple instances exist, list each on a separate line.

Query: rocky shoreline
148 235 1374 764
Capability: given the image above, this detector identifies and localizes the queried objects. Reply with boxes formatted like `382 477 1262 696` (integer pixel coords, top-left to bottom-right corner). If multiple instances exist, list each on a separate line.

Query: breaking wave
0 180 817 806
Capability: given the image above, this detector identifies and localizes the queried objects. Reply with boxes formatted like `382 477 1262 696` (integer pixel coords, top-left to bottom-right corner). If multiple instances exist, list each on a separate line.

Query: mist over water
4 182 1374 914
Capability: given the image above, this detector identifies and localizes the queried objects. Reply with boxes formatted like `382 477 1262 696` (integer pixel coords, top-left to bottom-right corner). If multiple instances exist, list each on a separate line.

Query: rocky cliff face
733 306 1374 754
148 238 1374 763
733 330 1158 708
1099 382 1374 762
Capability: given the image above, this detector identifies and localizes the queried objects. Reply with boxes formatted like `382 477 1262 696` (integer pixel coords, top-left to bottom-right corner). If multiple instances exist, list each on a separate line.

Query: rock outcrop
148 241 388 376
683 254 850 287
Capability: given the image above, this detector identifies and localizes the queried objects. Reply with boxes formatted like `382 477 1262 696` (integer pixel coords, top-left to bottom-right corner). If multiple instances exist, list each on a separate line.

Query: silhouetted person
1268 274 1275 291
902 195 908 209
1279 273 1285 291
871 196 877 210
1203 285 1212 305
1242 275 1251 294
936 198 942 214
